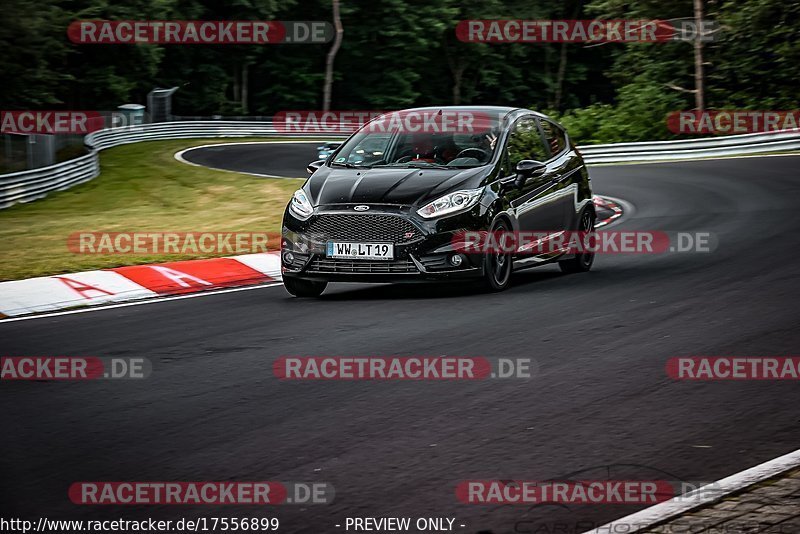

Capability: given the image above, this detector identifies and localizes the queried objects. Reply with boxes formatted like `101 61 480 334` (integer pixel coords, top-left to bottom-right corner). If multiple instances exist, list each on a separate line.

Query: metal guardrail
0 151 99 209
1 122 798 209
0 122 340 209
85 121 341 150
578 129 800 164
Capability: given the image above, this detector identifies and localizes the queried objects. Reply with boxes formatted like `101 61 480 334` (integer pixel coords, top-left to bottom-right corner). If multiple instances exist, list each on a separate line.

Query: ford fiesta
281 106 594 297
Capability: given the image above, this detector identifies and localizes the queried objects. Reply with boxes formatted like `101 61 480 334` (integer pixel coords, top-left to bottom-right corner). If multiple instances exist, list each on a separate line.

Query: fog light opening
450 254 463 267
283 252 295 264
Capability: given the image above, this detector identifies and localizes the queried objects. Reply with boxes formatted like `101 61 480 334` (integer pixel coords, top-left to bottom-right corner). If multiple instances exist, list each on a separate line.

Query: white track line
174 140 325 179
0 283 284 324
582 447 800 533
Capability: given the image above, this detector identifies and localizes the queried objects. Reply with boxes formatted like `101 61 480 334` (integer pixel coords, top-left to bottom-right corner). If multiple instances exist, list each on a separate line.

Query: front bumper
281 204 488 283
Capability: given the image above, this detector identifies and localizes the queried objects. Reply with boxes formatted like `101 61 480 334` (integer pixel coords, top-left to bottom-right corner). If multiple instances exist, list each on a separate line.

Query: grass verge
0 138 306 281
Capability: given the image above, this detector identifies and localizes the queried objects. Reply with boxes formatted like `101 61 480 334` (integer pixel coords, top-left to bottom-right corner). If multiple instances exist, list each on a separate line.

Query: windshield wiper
330 162 360 168
383 162 451 170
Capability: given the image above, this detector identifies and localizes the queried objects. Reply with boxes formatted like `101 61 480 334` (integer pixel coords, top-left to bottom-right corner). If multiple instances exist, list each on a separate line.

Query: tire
283 277 327 297
559 208 596 273
480 218 513 292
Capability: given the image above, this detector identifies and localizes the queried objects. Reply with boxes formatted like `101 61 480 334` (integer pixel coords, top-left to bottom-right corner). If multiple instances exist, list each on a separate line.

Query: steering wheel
454 148 489 162
394 147 414 163
395 153 443 164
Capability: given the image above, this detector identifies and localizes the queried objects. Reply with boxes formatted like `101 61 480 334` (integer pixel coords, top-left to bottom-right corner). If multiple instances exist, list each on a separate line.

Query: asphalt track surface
181 141 321 177
2 147 800 534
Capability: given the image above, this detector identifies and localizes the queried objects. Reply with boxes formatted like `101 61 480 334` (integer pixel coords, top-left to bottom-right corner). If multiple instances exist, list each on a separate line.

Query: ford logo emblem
354 205 370 211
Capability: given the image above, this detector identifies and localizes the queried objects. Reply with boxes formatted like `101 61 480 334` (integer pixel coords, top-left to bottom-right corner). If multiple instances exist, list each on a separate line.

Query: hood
305 165 489 207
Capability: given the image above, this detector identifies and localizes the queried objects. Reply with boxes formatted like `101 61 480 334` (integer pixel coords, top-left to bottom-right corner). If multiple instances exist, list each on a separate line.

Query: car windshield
331 110 503 169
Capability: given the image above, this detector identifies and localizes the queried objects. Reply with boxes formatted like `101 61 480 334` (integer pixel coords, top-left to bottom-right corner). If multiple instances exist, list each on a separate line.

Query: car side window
540 120 567 156
506 117 549 170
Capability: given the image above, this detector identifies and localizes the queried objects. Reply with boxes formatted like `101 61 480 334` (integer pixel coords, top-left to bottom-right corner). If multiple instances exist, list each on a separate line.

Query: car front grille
304 214 421 244
308 257 419 274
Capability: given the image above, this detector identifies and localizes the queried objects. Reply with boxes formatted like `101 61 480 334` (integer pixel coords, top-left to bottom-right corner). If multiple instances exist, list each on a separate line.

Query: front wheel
559 209 595 273
283 277 327 297
480 218 513 292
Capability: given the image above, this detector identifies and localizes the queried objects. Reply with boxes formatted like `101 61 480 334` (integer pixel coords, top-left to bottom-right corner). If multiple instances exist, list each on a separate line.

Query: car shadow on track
307 270 566 301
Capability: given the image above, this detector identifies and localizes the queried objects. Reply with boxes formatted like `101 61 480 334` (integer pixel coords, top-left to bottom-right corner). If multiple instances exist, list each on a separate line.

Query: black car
281 106 594 297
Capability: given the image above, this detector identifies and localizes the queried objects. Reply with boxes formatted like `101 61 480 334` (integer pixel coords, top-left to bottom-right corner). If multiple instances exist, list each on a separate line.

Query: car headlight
417 188 483 219
289 189 314 220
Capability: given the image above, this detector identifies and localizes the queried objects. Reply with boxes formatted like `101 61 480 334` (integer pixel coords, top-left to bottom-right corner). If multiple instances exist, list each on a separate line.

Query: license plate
326 241 394 260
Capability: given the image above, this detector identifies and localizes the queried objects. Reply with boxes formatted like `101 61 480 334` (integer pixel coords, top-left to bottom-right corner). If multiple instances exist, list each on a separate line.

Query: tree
322 0 343 111
0 0 71 107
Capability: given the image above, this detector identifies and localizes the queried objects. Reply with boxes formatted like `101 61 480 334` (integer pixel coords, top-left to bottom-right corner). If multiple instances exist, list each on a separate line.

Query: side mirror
307 159 325 174
516 160 547 179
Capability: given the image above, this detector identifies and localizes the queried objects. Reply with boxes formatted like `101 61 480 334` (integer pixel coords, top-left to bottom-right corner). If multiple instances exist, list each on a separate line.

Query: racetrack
2 151 799 533
179 141 323 178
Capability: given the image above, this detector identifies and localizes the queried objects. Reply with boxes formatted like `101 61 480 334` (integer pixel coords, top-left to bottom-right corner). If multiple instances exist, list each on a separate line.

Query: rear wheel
283 277 327 297
559 209 595 273
481 218 513 292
